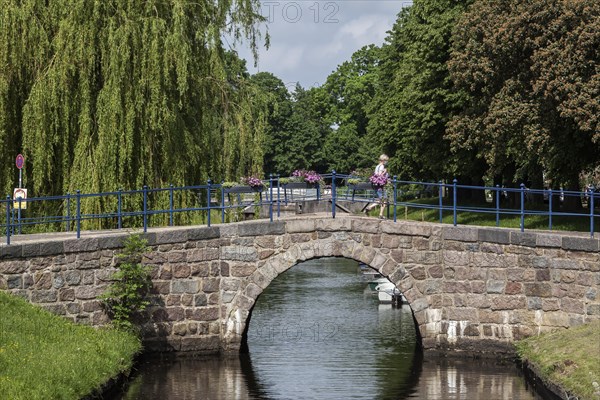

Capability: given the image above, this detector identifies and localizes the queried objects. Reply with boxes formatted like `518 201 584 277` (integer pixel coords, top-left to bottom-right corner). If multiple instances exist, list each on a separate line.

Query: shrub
100 233 152 332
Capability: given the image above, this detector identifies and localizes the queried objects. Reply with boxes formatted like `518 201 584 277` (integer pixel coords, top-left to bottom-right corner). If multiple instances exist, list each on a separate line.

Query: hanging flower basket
369 173 389 189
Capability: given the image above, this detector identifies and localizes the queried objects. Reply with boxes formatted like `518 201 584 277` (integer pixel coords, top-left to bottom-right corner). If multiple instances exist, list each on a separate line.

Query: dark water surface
119 258 545 400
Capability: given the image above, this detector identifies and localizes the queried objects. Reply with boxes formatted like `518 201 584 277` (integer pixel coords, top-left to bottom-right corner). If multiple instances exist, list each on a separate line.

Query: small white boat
368 277 388 291
375 281 406 304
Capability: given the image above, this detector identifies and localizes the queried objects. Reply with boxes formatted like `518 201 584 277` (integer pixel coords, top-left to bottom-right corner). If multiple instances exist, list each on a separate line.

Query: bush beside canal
0 291 141 400
515 321 600 400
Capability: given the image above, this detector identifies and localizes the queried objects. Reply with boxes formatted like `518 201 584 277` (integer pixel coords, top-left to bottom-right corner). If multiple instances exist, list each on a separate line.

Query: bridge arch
224 248 421 351
222 227 433 352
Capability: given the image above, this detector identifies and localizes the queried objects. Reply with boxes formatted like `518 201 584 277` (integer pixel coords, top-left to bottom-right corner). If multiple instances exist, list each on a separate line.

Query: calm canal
119 258 546 400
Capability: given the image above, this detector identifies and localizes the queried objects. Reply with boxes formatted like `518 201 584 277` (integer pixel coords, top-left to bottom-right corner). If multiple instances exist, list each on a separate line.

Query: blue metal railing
1 173 599 244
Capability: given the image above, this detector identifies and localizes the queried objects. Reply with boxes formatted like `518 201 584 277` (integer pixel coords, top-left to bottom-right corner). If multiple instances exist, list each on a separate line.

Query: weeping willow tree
0 0 268 227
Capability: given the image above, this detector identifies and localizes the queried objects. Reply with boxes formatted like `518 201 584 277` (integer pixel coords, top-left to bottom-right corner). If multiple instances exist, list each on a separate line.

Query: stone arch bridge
1 215 598 356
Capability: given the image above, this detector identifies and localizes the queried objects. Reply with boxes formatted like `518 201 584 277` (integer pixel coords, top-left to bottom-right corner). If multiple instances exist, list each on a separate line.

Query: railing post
277 174 281 218
143 186 148 233
438 181 443 223
495 184 500 227
5 196 11 245
206 180 211 227
66 193 71 232
520 183 525 232
548 189 553 231
317 180 321 201
117 189 122 229
76 190 81 239
590 190 595 238
331 170 336 219
169 184 174 226
269 174 274 222
221 182 226 224
17 197 22 235
452 179 457 226
393 176 397 222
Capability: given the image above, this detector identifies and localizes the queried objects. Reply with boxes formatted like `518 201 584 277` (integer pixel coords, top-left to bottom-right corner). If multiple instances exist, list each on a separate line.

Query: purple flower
242 175 263 187
369 173 389 187
291 169 322 184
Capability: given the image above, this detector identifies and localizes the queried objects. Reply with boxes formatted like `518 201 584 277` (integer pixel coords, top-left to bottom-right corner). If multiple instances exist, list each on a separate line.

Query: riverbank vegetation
0 291 141 399
515 321 600 400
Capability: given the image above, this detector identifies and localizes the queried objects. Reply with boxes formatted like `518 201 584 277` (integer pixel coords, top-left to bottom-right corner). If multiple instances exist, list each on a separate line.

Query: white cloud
232 1 412 87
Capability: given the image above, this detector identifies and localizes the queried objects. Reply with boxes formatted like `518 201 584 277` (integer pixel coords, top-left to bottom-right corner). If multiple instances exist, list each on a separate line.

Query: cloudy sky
231 0 413 89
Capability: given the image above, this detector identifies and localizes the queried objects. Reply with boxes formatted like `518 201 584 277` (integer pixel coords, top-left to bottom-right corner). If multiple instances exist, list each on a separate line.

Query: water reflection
119 258 545 400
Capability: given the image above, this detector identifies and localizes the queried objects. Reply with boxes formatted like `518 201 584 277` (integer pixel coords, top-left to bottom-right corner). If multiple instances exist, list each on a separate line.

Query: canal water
119 258 546 400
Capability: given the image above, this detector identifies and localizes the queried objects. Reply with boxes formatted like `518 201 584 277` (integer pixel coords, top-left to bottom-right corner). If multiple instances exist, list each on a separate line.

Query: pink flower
369 174 389 187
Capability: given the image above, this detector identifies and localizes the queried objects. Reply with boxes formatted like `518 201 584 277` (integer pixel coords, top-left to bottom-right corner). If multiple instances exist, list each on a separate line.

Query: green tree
367 0 476 183
0 0 268 220
250 72 293 174
323 45 380 172
448 0 600 195
278 84 329 174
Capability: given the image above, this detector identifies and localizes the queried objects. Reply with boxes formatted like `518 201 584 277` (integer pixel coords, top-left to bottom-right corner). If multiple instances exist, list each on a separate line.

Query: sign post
16 154 24 188
15 154 25 234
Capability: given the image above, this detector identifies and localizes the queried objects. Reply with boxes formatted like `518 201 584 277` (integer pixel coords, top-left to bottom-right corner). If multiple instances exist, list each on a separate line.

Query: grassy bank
515 321 600 400
0 291 141 400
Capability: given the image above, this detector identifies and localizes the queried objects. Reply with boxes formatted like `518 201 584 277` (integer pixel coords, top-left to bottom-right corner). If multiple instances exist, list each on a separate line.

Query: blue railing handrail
2 174 598 244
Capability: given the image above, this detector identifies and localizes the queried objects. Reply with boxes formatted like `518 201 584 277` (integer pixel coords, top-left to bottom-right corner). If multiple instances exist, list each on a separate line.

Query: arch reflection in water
119 258 546 400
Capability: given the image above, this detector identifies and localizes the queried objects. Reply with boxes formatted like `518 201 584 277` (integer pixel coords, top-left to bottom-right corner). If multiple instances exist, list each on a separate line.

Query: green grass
515 321 600 400
0 291 141 400
370 197 599 234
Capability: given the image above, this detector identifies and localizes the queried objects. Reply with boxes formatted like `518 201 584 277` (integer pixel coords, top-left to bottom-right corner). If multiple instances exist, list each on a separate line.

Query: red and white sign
15 154 24 170
13 188 27 209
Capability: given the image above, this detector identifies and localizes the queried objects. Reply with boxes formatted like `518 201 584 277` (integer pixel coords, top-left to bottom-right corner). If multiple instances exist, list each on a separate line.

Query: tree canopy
448 0 600 189
0 0 268 203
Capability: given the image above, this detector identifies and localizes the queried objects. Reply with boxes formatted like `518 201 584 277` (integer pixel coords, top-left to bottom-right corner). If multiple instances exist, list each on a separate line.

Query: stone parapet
1 215 599 356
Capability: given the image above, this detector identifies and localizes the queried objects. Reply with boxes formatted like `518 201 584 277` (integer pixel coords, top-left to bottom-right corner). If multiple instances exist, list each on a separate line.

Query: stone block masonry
1 215 599 356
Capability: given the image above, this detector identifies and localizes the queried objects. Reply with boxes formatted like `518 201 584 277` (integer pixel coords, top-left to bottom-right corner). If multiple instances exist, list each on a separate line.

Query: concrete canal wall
1 215 599 355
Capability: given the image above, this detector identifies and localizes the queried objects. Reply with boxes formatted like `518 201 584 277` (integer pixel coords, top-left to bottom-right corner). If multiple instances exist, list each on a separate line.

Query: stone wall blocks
0 245 22 259
64 238 99 253
171 280 199 294
0 260 28 274
380 259 397 277
382 222 431 237
478 229 510 244
187 226 220 241
536 234 562 248
238 221 285 237
221 246 258 262
37 241 65 256
510 232 537 247
97 235 126 250
442 226 477 242
490 295 526 310
370 252 387 271
31 289 58 303
286 219 316 233
352 219 379 234
316 218 351 232
562 236 599 252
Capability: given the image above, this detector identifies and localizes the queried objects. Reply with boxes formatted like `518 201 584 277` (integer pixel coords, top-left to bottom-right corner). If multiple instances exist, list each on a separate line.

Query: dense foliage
448 0 600 191
2 0 598 212
0 0 268 214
